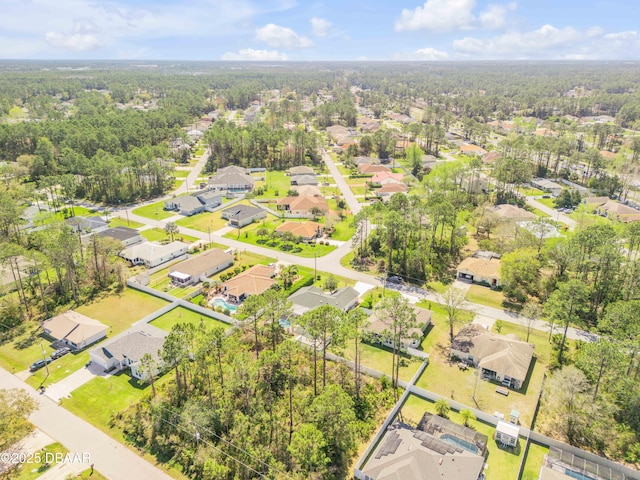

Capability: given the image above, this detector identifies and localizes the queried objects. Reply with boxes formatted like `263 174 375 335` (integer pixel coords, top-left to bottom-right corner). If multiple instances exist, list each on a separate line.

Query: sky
0 0 638 61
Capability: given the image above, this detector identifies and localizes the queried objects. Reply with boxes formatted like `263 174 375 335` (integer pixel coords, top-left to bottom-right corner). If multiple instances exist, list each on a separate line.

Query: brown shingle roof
222 264 276 299
457 256 501 279
42 311 108 345
275 221 322 239
277 195 329 213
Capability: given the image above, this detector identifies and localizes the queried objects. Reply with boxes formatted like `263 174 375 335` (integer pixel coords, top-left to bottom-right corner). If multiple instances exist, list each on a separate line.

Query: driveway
321 150 362 215
0 367 174 480
44 362 110 402
525 196 577 230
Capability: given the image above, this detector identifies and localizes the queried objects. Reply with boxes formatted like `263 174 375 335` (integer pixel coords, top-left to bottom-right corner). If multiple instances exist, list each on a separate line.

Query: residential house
489 204 537 222
288 286 359 315
89 323 167 379
461 173 489 194
595 200 640 221
222 264 277 303
460 144 487 156
288 166 315 176
450 324 534 390
164 191 222 216
418 413 488 456
96 226 144 247
456 251 501 288
366 305 432 349
208 165 255 192
353 156 380 166
42 311 108 350
20 204 52 230
65 216 108 234
361 120 380 132
292 185 322 197
357 421 486 480
531 178 564 197
290 173 319 186
168 248 234 286
376 183 408 199
538 447 632 480
495 421 520 448
220 204 266 228
120 241 189 268
482 151 501 165
371 171 403 185
277 195 329 217
358 163 391 175
275 221 323 242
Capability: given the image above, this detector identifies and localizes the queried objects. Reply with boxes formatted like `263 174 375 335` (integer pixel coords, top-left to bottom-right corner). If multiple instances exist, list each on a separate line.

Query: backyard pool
279 318 291 328
564 470 596 480
440 434 479 454
212 298 238 313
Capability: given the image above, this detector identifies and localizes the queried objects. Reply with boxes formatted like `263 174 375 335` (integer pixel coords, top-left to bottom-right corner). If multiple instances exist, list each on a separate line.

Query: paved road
172 145 211 196
525 196 577 230
0 368 173 480
321 149 362 215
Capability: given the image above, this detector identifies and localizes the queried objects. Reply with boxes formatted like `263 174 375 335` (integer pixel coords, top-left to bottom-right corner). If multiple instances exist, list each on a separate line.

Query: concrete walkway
0 368 174 480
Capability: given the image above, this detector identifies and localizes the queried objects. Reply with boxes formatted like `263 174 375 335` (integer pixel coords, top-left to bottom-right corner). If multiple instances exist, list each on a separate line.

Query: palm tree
460 408 476 427
435 398 450 418
165 222 179 242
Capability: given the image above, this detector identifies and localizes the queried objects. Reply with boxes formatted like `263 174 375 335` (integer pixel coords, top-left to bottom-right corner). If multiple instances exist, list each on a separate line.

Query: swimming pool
564 470 596 480
212 298 238 313
440 434 479 454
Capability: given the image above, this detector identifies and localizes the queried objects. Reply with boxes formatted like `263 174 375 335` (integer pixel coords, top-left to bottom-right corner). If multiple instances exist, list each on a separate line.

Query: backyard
399 394 524 480
413 301 548 428
150 306 232 332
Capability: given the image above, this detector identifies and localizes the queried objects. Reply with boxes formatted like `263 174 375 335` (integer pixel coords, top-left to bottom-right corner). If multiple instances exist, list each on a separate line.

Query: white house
168 248 234 286
495 421 520 448
120 241 189 268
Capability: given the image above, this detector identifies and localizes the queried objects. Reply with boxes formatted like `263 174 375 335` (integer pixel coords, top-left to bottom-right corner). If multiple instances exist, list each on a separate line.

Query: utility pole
40 341 49 384
314 251 317 283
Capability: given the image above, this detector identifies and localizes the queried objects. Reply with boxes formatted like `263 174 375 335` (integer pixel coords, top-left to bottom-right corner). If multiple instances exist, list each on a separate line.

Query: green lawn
413 302 545 428
517 187 545 197
150 306 231 332
9 442 68 480
76 288 169 336
399 394 523 480
173 169 190 178
345 176 369 185
132 200 175 220
330 214 356 241
252 171 292 198
223 217 336 258
426 281 449 294
54 206 97 219
358 286 400 309
336 164 351 175
63 372 151 442
466 285 508 310
536 197 556 208
108 216 144 228
521 442 549 480
139 227 199 244
175 211 228 233
350 186 368 196
26 349 91 388
0 325 56 372
149 275 201 299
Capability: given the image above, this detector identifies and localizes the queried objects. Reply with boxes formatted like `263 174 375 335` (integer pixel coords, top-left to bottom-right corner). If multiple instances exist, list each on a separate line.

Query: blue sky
0 0 638 60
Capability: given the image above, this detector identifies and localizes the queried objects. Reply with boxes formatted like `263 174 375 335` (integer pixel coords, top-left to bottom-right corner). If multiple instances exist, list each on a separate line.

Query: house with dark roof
208 165 255 192
358 420 486 480
164 191 222 216
451 324 534 390
288 286 359 315
220 204 266 228
366 305 432 349
168 248 233 286
89 323 167 379
96 226 144 247
290 173 319 186
42 311 108 350
65 216 108 234
288 166 315 176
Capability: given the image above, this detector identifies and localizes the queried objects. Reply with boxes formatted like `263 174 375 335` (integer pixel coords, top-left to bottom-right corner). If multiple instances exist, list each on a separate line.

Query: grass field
76 288 169 335
139 227 199 244
172 169 190 178
26 349 91 388
132 201 175 220
0 325 56 372
330 214 356 241
399 394 524 480
466 285 508 310
108 216 144 228
520 441 549 480
149 275 201 298
175 211 228 233
536 197 556 208
150 306 231 332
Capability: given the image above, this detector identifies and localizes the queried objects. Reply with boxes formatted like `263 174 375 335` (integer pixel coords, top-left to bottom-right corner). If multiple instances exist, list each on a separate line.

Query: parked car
29 358 52 372
51 347 71 359
386 275 402 284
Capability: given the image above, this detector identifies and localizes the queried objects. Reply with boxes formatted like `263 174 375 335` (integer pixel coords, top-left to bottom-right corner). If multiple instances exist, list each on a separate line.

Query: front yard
139 227 199 244
175 211 229 233
131 200 175 220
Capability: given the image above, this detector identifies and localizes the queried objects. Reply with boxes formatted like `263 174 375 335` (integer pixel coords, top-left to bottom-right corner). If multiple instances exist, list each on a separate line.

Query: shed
495 420 519 448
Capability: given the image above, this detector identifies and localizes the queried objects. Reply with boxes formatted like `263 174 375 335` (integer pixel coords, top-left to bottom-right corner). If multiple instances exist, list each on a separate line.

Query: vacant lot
132 200 175 220
175 211 228 233
76 288 168 335
108 216 144 228
139 227 199 244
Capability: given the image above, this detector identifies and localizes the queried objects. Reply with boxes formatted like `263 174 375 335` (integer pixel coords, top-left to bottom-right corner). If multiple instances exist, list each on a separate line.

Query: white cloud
479 2 516 30
45 32 103 51
255 23 313 48
414 47 450 60
221 48 288 61
311 17 331 37
395 0 476 32
451 24 636 59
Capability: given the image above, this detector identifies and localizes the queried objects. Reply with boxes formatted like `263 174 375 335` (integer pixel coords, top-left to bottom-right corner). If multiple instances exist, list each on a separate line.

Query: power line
148 409 269 479
154 404 294 480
